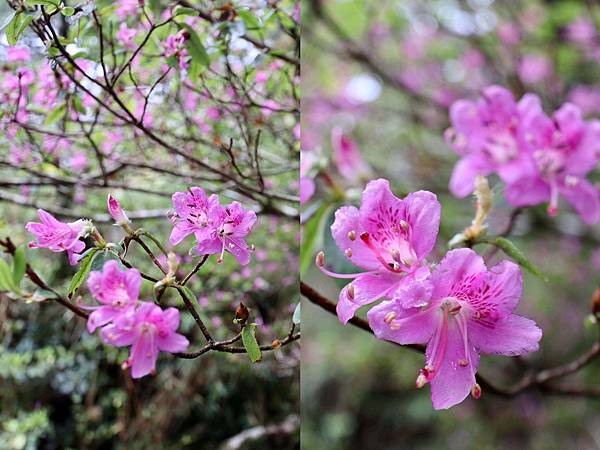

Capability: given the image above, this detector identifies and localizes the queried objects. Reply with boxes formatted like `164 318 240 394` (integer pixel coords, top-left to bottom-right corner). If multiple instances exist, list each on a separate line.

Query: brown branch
301 281 600 399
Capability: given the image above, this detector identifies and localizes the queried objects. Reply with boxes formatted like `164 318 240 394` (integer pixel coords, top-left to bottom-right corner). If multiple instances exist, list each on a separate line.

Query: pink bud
107 194 130 225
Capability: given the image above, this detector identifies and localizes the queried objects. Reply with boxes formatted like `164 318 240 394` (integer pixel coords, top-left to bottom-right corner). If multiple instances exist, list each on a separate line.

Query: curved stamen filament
316 251 364 279
360 232 404 273
455 313 471 367
421 308 449 384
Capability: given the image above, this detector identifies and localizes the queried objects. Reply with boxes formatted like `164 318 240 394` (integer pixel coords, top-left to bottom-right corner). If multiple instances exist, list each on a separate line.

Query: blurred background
0 0 300 448
301 0 600 449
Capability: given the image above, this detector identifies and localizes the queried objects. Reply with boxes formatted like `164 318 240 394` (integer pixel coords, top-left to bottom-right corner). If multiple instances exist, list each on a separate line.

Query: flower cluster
84 260 189 378
169 187 257 265
446 85 600 224
318 179 542 409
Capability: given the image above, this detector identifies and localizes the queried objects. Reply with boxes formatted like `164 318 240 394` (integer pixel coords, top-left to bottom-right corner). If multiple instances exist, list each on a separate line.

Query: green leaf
12 245 26 286
300 204 333 276
173 6 198 17
241 323 262 363
6 12 33 45
490 237 547 281
180 23 210 79
238 10 261 30
0 10 16 32
0 259 18 292
90 250 120 272
25 0 59 6
292 302 301 324
180 286 198 304
61 6 75 16
68 248 99 298
44 103 67 126
72 95 85 114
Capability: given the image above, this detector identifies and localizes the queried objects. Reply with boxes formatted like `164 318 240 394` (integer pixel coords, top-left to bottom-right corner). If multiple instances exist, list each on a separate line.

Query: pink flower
25 209 88 265
566 18 596 46
115 0 139 18
368 248 542 409
107 194 131 226
331 127 372 182
116 23 138 50
505 103 600 223
318 179 440 323
446 85 542 197
169 188 256 265
194 201 257 265
518 55 552 84
101 302 189 378
6 46 31 63
169 187 222 245
85 260 140 332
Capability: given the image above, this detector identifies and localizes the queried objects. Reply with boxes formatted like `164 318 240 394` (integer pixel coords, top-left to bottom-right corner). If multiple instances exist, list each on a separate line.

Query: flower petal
336 270 401 324
367 300 437 345
331 205 380 271
428 320 480 410
404 191 441 260
430 249 486 300
469 314 542 356
560 177 600 225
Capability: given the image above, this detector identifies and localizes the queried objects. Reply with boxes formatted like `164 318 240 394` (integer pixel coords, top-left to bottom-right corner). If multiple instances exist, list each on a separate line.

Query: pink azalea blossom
505 103 600 223
193 201 257 265
116 23 138 50
368 248 542 409
85 260 140 332
169 188 256 265
446 85 542 197
25 209 88 265
101 302 189 378
318 179 440 323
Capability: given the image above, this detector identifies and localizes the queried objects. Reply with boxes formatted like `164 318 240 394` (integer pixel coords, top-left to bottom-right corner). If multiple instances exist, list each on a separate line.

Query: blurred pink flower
6 46 31 63
446 85 541 197
368 248 542 410
518 55 552 84
505 103 600 223
320 179 440 323
331 127 372 182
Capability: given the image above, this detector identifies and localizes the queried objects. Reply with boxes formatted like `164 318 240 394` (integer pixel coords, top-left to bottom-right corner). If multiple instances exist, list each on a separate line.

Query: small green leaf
0 10 16 32
90 250 120 272
491 237 547 281
173 6 198 17
300 204 333 276
292 302 301 325
6 12 33 45
241 323 262 363
0 259 18 292
12 245 26 286
72 95 85 114
180 23 209 79
237 10 261 29
44 103 67 126
61 6 75 16
68 248 99 298
25 0 59 6
180 286 198 304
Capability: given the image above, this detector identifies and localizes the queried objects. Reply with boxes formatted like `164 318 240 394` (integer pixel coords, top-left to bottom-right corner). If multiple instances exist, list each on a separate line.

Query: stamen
345 248 353 258
547 182 559 217
383 311 396 323
217 239 226 264
424 309 449 383
347 230 356 241
455 314 471 370
360 232 404 273
399 220 409 232
316 251 364 279
347 284 355 299
471 383 482 399
416 372 428 389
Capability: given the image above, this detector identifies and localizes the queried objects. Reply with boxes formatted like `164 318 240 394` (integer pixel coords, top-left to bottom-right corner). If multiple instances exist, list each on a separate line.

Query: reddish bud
107 194 131 226
235 301 250 325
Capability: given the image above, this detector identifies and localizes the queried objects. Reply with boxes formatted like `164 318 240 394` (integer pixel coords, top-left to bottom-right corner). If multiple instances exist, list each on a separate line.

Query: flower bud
107 194 131 226
592 287 600 317
235 301 250 325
